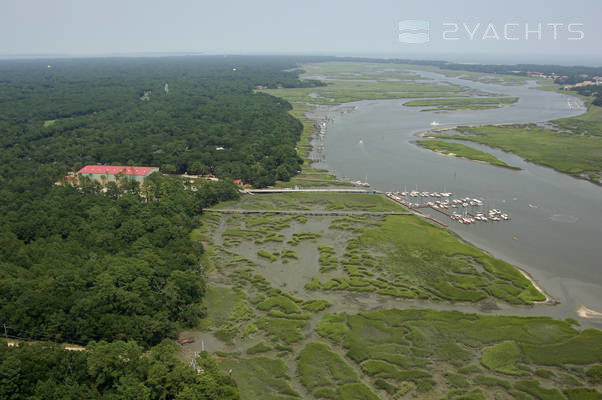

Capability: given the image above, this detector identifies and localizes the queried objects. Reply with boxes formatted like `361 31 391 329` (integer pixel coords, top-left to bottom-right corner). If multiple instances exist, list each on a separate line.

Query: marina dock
231 187 510 228
385 191 511 225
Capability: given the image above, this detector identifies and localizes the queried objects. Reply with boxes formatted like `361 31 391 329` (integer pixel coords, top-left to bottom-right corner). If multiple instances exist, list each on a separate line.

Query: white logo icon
399 20 430 43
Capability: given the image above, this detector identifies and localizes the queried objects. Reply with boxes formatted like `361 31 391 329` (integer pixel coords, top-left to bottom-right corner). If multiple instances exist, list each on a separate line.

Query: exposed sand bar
577 305 602 319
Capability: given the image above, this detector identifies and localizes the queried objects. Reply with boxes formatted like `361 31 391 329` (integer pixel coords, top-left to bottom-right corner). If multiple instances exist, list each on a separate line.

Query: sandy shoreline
577 305 602 319
515 266 556 305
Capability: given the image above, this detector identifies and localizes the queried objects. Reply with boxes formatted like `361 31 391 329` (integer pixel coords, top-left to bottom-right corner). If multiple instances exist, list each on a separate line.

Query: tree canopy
0 340 239 400
0 56 324 397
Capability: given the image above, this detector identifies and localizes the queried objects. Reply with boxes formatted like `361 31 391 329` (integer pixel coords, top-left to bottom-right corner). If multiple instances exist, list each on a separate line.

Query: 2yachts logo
399 21 585 43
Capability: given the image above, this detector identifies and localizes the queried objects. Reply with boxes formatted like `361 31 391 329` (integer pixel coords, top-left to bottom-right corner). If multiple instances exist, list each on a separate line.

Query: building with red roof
77 165 159 182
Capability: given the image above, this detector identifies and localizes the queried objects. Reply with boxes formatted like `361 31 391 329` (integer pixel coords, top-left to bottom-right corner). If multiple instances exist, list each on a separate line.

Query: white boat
430 121 440 126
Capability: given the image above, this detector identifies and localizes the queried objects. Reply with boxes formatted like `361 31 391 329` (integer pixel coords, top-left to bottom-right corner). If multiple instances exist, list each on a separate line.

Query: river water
318 71 602 326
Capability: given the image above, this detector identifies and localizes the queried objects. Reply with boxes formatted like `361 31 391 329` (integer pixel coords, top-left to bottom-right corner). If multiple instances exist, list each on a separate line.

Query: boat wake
549 214 578 223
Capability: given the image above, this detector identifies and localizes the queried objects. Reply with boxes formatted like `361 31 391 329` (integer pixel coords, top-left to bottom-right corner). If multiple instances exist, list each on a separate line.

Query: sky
1 0 601 65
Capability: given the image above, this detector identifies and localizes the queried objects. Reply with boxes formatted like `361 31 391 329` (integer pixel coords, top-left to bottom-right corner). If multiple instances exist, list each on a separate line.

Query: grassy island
417 139 521 169
405 96 518 111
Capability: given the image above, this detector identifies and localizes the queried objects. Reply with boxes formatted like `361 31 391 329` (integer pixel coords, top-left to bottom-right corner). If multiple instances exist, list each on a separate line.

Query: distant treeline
304 56 602 102
0 56 328 188
321 56 602 79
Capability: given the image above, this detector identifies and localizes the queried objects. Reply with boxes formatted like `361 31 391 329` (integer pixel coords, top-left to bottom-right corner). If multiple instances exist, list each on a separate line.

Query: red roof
77 165 158 176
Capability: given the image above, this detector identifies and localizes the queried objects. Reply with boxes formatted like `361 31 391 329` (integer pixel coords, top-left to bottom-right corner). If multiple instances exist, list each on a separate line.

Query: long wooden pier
408 207 449 227
384 194 450 227
202 209 412 217
428 205 453 218
244 188 381 194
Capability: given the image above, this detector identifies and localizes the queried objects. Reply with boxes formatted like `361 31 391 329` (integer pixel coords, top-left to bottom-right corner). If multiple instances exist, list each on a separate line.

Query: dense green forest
0 56 324 398
1 175 239 346
0 56 325 188
0 340 238 399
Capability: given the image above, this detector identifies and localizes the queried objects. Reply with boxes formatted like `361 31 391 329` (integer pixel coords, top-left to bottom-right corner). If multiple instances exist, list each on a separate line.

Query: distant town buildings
525 71 602 89
562 79 601 90
526 71 557 80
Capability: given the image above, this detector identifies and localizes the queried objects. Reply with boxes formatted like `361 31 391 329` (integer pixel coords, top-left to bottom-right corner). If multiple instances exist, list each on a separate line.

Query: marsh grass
297 342 380 400
314 308 601 397
315 214 544 304
288 231 321 245
247 342 272 354
257 249 278 262
481 340 526 375
406 97 518 111
261 78 465 106
317 244 338 272
436 121 602 182
417 139 521 170
280 248 298 262
202 196 601 399
220 357 300 399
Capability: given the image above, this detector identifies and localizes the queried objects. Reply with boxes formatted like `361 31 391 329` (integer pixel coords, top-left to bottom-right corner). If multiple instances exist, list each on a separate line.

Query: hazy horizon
1 0 601 66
